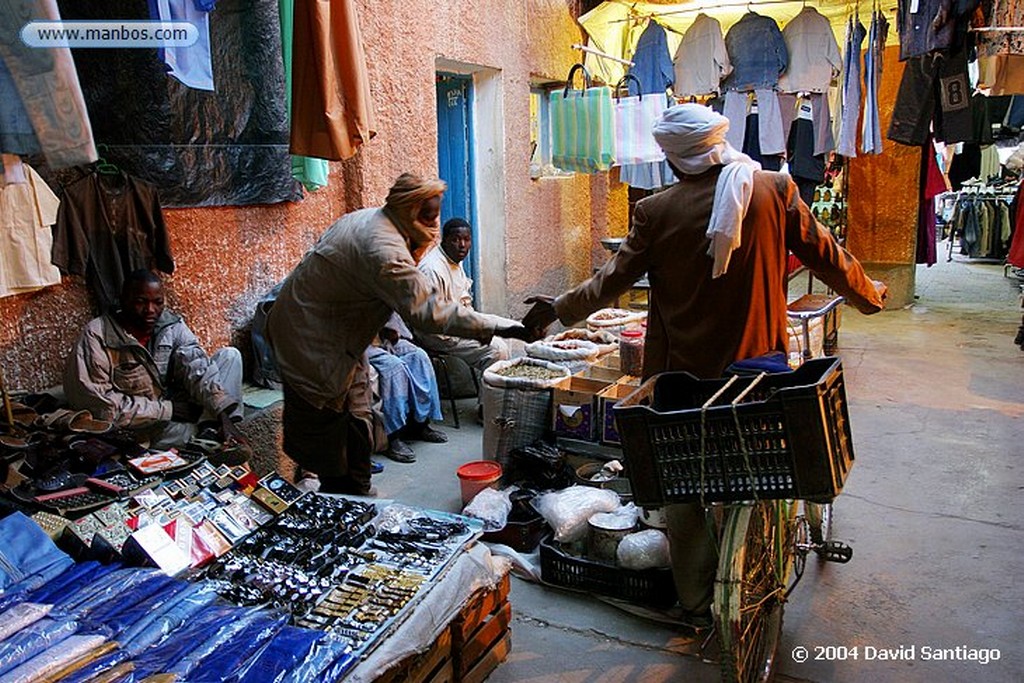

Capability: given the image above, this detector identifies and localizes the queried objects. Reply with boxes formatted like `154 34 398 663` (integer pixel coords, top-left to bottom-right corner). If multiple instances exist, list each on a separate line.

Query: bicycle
614 353 856 683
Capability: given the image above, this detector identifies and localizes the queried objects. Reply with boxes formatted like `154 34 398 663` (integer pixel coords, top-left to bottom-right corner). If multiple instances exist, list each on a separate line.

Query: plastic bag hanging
611 74 668 166
549 64 616 173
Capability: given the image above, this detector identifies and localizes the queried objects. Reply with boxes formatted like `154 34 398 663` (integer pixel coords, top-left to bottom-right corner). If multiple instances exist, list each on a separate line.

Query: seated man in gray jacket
64 269 245 452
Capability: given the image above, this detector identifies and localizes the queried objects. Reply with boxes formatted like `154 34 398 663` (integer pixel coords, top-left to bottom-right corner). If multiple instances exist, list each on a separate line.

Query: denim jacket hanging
723 12 789 92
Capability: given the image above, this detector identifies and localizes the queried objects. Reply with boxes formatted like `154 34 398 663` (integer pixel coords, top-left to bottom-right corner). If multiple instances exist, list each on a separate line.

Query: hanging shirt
777 7 842 94
723 12 789 92
626 21 674 94
149 0 215 91
0 160 61 297
897 0 978 61
673 13 732 98
52 172 174 312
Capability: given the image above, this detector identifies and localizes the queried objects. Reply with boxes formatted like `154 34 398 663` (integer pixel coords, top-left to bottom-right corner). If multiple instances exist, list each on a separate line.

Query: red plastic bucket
456 460 503 506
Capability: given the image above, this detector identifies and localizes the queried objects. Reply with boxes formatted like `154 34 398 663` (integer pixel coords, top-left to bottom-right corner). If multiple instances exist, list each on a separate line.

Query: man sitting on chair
368 313 448 464
415 218 515 373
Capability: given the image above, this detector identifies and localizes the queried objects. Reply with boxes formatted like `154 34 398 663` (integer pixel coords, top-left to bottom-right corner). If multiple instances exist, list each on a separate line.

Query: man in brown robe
524 104 886 620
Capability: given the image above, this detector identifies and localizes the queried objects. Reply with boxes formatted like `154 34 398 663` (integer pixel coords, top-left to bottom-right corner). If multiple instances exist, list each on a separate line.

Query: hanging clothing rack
571 43 635 66
608 0 814 23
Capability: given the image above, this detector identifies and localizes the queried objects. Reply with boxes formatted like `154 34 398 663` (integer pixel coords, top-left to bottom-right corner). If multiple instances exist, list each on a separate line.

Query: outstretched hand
494 324 535 342
872 280 888 306
219 410 250 448
522 295 558 339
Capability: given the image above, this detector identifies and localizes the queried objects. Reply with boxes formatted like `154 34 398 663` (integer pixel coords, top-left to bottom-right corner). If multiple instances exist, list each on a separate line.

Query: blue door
436 73 477 289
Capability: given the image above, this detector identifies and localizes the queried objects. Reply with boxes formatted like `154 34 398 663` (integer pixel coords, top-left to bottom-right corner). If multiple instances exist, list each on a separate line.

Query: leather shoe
385 438 416 463
406 424 448 443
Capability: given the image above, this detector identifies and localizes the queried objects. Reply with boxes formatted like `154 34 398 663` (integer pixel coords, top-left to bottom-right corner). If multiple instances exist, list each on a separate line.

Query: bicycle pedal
819 541 853 563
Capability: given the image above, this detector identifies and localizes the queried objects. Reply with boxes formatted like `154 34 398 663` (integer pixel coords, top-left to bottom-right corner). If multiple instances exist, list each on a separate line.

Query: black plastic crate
613 357 855 505
539 534 677 608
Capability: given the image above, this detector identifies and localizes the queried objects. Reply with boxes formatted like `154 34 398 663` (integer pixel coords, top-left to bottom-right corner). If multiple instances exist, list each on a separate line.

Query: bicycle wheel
714 500 798 683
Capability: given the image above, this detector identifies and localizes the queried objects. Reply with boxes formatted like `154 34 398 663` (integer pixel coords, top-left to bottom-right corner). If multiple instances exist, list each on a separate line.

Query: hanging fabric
549 64 616 174
722 12 788 158
837 14 867 157
279 0 329 191
0 0 97 168
619 21 675 188
916 138 947 266
0 159 62 298
778 6 842 95
861 8 889 155
612 75 667 166
289 0 376 160
150 0 215 91
627 20 674 98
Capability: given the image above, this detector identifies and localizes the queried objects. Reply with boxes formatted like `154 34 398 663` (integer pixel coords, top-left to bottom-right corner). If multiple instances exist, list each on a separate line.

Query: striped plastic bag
612 76 668 165
550 64 616 173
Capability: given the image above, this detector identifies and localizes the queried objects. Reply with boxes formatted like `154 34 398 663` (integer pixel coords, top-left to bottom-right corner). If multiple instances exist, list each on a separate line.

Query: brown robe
289 0 375 160
554 168 883 380
554 167 884 614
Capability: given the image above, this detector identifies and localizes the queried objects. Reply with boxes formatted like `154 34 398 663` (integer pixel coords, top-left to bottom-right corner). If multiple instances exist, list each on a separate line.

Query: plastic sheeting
55 0 301 207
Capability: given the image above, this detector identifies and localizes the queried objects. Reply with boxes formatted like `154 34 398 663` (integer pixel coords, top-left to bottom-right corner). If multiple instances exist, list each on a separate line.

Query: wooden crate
376 628 453 683
379 573 511 683
452 574 512 682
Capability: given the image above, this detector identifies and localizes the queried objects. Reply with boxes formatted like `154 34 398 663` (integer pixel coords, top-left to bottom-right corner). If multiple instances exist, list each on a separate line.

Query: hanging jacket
673 13 732 97
627 21 674 94
723 12 789 92
52 172 173 312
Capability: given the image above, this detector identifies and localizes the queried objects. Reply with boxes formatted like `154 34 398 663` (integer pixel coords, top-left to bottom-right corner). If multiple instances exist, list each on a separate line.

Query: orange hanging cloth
289 0 376 160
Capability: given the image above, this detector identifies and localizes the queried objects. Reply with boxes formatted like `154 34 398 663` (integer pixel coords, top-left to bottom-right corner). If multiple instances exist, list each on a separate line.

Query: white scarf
652 104 761 278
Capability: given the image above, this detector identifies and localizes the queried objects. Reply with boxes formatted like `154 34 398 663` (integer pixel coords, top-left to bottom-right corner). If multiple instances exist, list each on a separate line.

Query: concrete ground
247 253 1024 682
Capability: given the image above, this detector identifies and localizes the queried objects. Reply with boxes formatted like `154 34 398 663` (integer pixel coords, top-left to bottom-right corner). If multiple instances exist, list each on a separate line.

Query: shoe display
384 438 416 463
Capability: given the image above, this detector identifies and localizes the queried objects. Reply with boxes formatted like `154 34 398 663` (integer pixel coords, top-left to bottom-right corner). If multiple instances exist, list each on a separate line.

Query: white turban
652 104 761 278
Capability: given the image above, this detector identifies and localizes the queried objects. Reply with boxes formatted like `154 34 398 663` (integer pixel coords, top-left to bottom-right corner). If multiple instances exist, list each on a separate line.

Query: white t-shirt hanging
0 163 62 297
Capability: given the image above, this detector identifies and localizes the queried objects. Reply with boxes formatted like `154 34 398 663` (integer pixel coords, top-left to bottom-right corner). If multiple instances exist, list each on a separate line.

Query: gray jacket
267 207 497 410
64 310 236 429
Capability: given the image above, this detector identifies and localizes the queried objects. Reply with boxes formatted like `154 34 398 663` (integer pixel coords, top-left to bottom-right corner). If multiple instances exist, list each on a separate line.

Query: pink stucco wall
0 0 625 391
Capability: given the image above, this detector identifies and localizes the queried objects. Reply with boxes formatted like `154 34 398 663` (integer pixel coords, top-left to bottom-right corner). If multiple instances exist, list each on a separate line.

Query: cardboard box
597 382 639 445
574 364 623 384
552 376 612 440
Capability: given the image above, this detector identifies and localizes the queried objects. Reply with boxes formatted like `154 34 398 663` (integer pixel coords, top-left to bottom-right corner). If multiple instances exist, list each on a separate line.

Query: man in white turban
523 104 886 620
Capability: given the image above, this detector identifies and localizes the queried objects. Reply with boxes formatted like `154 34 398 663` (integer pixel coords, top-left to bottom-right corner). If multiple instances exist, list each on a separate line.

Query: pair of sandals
34 408 113 435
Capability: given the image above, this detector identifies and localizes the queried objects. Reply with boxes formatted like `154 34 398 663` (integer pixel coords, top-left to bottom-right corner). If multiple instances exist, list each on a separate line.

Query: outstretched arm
552 203 654 325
